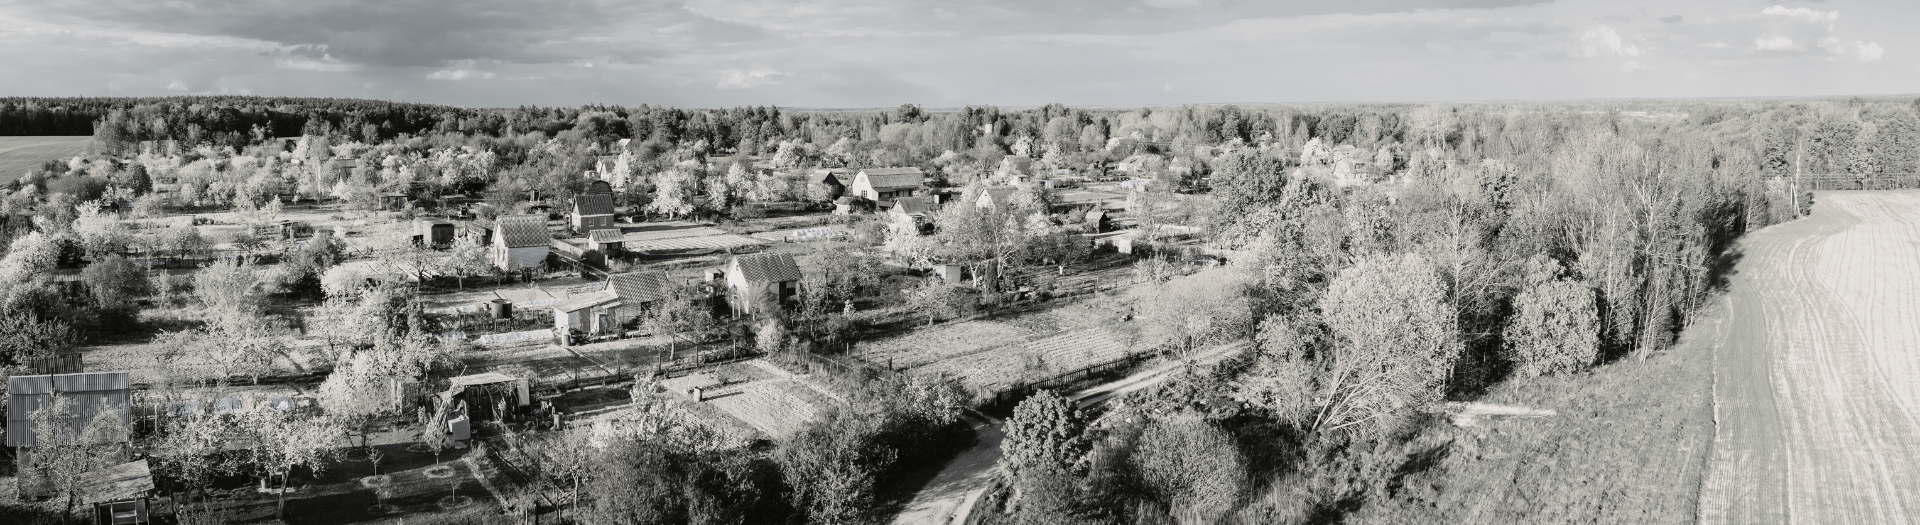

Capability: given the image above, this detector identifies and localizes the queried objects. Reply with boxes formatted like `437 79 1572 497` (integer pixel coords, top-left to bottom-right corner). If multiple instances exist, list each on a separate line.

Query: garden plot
656 360 838 440
911 328 1130 395
855 321 1043 369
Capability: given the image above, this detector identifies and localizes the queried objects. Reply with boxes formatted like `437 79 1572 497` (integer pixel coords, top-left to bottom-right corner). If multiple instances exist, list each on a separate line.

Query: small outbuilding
1084 208 1111 233
725 252 802 316
587 228 624 256
889 196 935 222
415 218 455 247
975 185 1019 210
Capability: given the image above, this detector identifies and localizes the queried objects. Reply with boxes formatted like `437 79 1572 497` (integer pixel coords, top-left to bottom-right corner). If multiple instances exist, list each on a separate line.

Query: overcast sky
0 0 1910 108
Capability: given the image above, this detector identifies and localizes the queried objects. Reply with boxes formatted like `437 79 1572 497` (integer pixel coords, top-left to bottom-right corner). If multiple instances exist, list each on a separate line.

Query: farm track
1699 191 1920 524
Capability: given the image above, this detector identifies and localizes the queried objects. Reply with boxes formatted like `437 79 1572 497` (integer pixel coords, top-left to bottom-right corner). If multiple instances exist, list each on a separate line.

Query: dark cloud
3 0 767 67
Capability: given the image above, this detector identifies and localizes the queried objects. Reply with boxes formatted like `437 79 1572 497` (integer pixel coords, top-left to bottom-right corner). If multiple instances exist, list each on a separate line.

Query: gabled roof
573 194 615 216
1085 208 1108 221
857 167 925 189
495 215 551 248
978 185 1018 207
729 252 803 284
892 196 934 217
588 229 624 244
813 170 845 185
608 270 673 304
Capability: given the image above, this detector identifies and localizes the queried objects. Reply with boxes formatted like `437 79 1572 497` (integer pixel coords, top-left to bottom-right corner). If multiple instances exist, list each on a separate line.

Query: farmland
1698 191 1920 524
0 136 88 183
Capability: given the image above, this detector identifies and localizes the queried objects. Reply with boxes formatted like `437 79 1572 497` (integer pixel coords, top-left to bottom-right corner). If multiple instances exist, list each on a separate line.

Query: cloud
426 69 495 80
1620 60 1649 72
1142 0 1203 9
275 54 359 72
933 8 955 20
715 69 787 89
1575 26 1639 57
1760 5 1838 28
1818 37 1883 62
1754 36 1799 51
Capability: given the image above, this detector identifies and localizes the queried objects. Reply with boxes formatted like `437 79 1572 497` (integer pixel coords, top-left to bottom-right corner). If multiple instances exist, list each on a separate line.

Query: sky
0 0 1911 108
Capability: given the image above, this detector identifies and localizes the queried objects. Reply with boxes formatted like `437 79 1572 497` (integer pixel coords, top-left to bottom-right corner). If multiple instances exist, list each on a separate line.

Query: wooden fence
981 349 1160 410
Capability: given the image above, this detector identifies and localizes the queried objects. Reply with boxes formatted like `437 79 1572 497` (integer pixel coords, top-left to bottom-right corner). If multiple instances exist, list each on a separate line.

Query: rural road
888 340 1249 525
1699 191 1920 524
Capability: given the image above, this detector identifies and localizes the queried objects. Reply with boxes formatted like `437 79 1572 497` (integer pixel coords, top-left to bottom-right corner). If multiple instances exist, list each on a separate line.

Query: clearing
1699 191 1920 523
855 296 1135 398
0 136 89 183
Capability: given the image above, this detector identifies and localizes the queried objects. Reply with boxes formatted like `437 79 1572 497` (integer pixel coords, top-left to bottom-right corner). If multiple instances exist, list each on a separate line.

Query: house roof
729 252 803 284
551 291 617 313
588 229 624 244
978 185 1018 207
813 170 845 185
858 167 925 189
1086 208 1108 221
494 215 551 248
76 459 154 504
586 180 614 195
892 196 934 216
573 194 615 216
608 270 673 304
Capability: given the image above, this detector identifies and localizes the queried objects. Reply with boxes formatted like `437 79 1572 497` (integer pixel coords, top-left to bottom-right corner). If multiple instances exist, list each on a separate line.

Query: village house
571 193 617 233
725 252 802 316
996 155 1035 182
812 169 848 201
552 270 674 338
491 214 551 272
848 167 925 205
975 185 1020 210
889 196 935 223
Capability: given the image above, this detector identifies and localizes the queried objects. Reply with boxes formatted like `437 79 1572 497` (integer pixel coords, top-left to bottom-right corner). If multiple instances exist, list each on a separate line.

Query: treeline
978 102 1854 523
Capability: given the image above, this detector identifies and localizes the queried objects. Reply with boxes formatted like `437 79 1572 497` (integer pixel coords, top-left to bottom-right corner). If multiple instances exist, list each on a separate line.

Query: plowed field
1700 191 1920 524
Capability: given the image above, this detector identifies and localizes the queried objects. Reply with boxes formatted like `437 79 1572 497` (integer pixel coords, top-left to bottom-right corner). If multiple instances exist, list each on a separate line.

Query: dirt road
1699 191 1920 524
888 340 1250 525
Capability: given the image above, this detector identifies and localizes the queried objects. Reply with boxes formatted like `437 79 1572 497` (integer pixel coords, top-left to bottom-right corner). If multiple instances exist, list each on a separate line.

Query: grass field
0 136 89 183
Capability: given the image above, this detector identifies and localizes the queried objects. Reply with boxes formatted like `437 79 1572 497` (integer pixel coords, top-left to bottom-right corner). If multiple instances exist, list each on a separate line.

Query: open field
0 136 88 183
658 360 838 439
1698 191 1920 524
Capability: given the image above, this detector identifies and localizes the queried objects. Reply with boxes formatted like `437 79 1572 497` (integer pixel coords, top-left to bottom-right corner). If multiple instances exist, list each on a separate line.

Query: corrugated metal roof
729 252 803 284
588 229 624 243
573 194 615 216
551 292 617 313
6 372 133 448
494 215 551 248
608 270 672 304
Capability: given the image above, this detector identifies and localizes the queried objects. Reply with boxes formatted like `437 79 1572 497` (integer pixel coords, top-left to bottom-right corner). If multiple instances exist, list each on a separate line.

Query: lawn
0 136 90 183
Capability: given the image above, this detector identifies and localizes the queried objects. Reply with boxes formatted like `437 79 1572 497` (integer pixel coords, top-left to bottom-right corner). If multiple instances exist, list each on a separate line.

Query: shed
7 372 133 448
571 194 617 232
490 215 551 272
586 180 614 195
849 167 925 205
379 193 410 211
726 252 802 315
415 219 454 246
276 220 313 240
552 292 619 336
77 459 155 504
587 228 624 254
1084 208 1111 233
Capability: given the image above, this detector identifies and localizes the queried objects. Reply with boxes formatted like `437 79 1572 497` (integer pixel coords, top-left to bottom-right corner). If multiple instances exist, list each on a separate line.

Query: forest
1 94 1917 524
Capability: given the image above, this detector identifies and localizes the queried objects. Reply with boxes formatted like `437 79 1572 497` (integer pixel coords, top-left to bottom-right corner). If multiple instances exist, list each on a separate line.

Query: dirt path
1699 191 1920 524
887 340 1250 525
